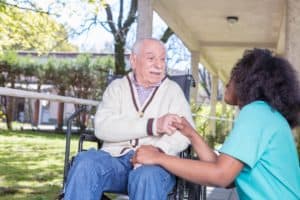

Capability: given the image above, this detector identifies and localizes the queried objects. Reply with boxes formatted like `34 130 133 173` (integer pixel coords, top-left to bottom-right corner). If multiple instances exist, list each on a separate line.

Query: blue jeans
64 149 175 200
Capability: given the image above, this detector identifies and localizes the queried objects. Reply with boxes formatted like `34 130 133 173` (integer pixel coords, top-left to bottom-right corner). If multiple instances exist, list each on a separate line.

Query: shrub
191 102 235 149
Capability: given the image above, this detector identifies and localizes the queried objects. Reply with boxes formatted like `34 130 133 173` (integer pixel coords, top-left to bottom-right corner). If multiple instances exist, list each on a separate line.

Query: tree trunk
5 80 16 130
33 84 41 126
56 102 64 131
56 88 65 131
33 100 40 126
80 112 87 131
5 96 13 130
114 37 126 75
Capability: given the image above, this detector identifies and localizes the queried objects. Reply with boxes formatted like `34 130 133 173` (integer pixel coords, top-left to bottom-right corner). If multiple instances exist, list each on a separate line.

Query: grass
0 129 97 200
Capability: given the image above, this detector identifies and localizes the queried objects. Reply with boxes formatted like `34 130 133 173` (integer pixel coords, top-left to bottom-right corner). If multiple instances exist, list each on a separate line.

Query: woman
133 49 300 199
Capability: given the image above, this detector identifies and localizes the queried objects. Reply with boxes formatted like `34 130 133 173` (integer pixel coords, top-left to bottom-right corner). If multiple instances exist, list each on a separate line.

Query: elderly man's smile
150 71 162 76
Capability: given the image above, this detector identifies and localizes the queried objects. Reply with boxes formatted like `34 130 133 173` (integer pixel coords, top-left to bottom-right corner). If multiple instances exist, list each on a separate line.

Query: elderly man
64 38 194 200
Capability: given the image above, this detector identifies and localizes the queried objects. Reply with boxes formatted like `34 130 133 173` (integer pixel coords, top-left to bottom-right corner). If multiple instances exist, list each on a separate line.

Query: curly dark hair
230 48 300 127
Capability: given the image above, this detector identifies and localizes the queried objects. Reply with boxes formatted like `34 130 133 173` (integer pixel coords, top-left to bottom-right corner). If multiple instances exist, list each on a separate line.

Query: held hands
132 116 196 166
156 114 182 135
156 114 196 138
132 145 163 166
173 117 197 139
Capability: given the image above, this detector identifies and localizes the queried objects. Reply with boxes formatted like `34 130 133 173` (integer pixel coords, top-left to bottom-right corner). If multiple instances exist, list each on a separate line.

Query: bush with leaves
192 102 235 149
0 51 114 130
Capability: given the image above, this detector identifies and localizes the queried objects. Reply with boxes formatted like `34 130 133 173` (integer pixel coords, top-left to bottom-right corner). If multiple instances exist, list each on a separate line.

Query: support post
136 0 153 40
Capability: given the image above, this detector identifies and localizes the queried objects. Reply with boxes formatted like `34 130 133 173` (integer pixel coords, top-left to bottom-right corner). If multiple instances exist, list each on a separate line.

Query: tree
1 0 174 75
0 0 77 52
97 0 173 74
0 51 29 129
87 0 137 74
63 0 173 75
199 66 212 98
0 0 77 129
67 54 114 129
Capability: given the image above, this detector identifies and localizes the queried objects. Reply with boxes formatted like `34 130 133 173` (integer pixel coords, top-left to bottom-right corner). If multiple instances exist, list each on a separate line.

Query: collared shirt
131 74 161 106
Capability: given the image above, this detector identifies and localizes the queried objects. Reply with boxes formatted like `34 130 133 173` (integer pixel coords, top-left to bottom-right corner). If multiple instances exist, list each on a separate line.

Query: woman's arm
187 128 217 162
173 118 217 162
133 145 244 187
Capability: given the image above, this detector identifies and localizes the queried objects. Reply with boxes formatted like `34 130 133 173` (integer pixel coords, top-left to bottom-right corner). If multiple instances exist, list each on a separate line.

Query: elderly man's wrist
147 118 154 136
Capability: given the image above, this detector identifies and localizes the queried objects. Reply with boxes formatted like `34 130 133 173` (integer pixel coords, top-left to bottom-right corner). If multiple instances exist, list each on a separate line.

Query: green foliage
0 2 77 52
45 58 70 93
0 51 44 86
0 51 114 129
0 51 22 86
0 110 5 120
192 103 235 149
42 54 115 100
0 51 114 99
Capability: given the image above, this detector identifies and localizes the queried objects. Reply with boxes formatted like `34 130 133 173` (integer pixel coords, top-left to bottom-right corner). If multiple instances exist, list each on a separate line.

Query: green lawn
0 129 96 200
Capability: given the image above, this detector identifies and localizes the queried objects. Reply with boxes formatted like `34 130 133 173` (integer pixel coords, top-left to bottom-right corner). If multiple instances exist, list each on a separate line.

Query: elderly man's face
130 40 166 87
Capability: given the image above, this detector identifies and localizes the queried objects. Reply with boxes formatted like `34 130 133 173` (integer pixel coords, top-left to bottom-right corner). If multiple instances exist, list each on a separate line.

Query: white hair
131 38 166 55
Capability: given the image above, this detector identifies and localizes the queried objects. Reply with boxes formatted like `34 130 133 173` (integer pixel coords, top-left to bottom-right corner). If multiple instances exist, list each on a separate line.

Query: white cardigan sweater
94 72 194 156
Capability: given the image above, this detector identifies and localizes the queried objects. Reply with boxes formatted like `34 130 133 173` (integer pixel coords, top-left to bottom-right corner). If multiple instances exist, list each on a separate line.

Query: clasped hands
156 113 194 137
131 114 194 167
156 113 182 135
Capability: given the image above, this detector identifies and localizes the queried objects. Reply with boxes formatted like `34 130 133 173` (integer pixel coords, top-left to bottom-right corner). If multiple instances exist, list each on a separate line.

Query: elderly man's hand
132 145 163 165
157 114 182 135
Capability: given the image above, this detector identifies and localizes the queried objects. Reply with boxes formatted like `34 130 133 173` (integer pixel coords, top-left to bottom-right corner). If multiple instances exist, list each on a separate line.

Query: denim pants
64 149 175 200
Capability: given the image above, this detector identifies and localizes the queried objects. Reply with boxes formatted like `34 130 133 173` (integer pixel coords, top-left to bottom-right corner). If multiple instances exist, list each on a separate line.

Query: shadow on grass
0 187 18 195
0 185 61 200
0 129 66 139
0 129 81 200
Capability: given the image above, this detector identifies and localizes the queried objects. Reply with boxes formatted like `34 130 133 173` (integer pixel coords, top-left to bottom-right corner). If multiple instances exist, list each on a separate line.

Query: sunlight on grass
0 129 86 200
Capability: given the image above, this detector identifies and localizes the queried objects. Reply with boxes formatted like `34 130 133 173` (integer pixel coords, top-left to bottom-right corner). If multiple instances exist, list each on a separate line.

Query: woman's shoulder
241 101 270 113
240 101 288 125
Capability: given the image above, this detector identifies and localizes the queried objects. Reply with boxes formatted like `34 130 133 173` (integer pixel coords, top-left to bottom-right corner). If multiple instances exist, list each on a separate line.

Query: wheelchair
59 74 206 200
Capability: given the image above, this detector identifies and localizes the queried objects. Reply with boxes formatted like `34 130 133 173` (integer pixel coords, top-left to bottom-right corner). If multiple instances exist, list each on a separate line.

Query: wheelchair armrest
78 133 102 152
79 133 98 142
63 106 88 186
179 145 193 159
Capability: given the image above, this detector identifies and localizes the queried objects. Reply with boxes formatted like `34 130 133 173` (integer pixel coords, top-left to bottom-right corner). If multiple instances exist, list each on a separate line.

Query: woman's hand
157 114 182 135
173 117 198 139
132 145 163 165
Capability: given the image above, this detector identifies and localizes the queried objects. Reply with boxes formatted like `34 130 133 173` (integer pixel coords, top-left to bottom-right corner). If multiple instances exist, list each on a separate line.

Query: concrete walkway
207 187 239 200
114 187 239 200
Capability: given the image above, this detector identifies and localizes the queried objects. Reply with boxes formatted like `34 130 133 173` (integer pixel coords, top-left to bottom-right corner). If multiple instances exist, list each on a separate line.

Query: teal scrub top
220 101 300 200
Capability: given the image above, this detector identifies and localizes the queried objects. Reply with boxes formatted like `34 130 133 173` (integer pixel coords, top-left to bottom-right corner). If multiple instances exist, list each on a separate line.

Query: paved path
114 187 239 200
207 187 239 200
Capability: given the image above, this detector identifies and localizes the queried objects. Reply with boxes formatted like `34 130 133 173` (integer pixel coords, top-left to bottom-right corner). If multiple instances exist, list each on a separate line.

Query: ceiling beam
218 68 230 83
199 55 218 77
198 41 277 49
276 0 286 55
153 0 226 81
